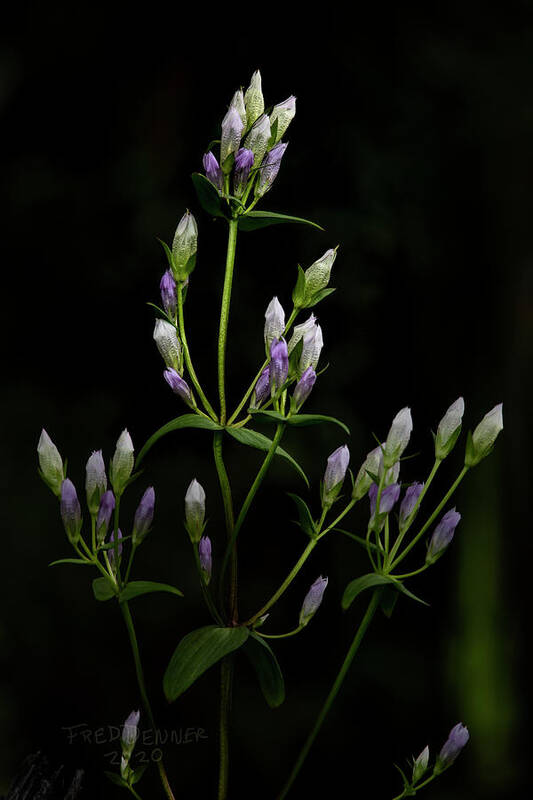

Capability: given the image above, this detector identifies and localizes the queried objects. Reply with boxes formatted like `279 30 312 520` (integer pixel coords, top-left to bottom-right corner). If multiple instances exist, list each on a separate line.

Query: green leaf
238 210 324 232
48 558 92 567
302 287 337 308
119 581 184 603
131 764 148 785
292 264 306 306
342 573 429 610
92 577 117 602
226 427 309 487
156 237 174 270
244 633 285 708
333 528 379 552
191 172 227 218
380 586 399 618
249 410 287 425
104 771 128 788
286 414 350 435
163 625 249 702
287 493 316 538
136 414 222 466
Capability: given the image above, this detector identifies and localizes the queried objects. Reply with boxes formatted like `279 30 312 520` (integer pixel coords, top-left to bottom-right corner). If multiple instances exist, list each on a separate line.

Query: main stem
218 218 239 425
120 602 176 800
277 590 381 800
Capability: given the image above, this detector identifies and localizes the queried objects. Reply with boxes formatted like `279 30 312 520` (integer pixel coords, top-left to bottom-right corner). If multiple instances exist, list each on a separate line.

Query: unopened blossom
171 211 198 279
264 297 286 350
153 319 181 371
244 70 264 128
269 338 289 392
230 89 246 126
233 148 255 197
160 270 177 319
383 407 413 468
96 490 115 544
412 746 430 783
466 403 504 467
436 723 469 771
85 450 107 515
60 479 82 544
322 445 350 508
299 576 328 626
203 151 223 191
121 710 140 758
287 314 316 354
293 367 316 410
302 248 337 306
220 106 244 167
299 323 323 373
132 487 155 546
250 367 271 409
435 397 464 460
255 142 288 197
352 446 383 501
426 508 461 563
369 482 401 518
199 535 212 582
108 528 123 566
185 478 206 542
269 95 296 144
111 429 134 496
37 429 64 497
399 482 424 531
244 113 271 171
164 368 194 408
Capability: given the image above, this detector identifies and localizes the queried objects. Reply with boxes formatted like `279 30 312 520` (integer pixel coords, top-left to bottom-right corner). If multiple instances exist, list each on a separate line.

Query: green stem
191 539 224 625
113 494 122 587
218 218 239 425
277 590 381 799
218 656 233 800
177 282 218 421
120 602 176 800
213 432 237 621
255 625 303 640
387 459 441 566
391 771 439 799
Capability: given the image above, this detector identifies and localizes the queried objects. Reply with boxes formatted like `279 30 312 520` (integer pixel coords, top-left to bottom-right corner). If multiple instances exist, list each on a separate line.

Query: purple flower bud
383 407 413 469
203 151 223 191
322 445 350 508
199 535 212 583
426 508 461 562
233 147 255 197
111 429 134 496
37 429 64 497
122 709 140 757
269 338 289 393
85 450 107 515
352 446 383 501
399 482 425 531
264 296 286 350
369 482 401 517
185 478 206 542
108 528 123 566
243 114 271 172
220 106 244 167
269 95 296 144
299 323 323 373
293 367 316 410
163 368 194 408
251 367 271 409
436 723 469 770
160 270 177 319
412 745 429 783
132 487 155 545
255 142 288 198
60 479 82 544
299 575 328 626
96 490 115 544
244 70 264 128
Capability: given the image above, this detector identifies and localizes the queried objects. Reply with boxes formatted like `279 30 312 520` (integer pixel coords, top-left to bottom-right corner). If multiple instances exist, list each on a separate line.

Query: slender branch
213 432 237 620
218 219 239 424
177 282 218 421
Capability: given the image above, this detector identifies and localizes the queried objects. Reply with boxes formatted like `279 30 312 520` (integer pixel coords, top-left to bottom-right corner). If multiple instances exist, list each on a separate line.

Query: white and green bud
220 106 244 170
412 745 429 783
287 314 316 354
465 403 503 467
37 429 64 497
230 89 247 127
302 248 337 307
299 323 323 373
185 478 206 542
85 450 107 516
171 211 198 280
244 114 271 172
352 445 383 500
299 576 328 626
264 296 286 351
153 319 182 372
383 407 413 469
435 397 464 460
269 95 296 145
244 70 264 129
110 429 134 496
121 709 140 765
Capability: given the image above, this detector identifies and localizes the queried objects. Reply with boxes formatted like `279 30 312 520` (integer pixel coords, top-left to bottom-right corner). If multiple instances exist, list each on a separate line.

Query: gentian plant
37 70 503 800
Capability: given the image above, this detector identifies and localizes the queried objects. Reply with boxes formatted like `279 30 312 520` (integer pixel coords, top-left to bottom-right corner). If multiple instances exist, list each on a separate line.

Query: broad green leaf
226 427 309 487
92 577 117 602
380 586 399 618
287 414 350 435
119 581 184 603
191 172 227 218
342 573 428 610
48 558 92 567
303 287 337 308
136 414 222 466
164 625 249 702
287 493 316 538
238 210 324 232
244 633 285 708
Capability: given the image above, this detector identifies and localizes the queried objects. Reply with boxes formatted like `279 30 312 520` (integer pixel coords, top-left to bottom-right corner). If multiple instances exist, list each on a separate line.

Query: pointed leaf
334 528 380 552
287 493 316 538
119 581 184 603
92 577 117 602
302 287 337 308
191 172 227 218
292 264 307 306
287 414 350 435
244 633 285 708
238 210 324 232
136 414 222 466
226 427 309 487
380 586 399 618
342 573 428 610
49 558 92 567
104 772 128 788
164 625 249 702
249 410 287 425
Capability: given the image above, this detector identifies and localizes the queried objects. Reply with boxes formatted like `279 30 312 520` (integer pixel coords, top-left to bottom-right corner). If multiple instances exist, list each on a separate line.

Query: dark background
1 2 531 798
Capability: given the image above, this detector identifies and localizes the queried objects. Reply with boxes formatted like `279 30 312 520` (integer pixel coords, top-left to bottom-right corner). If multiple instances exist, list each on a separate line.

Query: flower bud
121 710 140 761
426 508 461 563
163 368 195 408
153 319 182 371
383 407 413 469
465 403 503 467
220 106 244 169
37 429 64 497
269 338 289 393
435 723 469 771
299 323 323 373
230 89 247 126
378 458 400 486
60 479 82 544
199 535 212 583
352 446 383 501
185 478 206 542
435 397 464 460
293 367 316 411
299 575 328 626
244 113 271 172
264 297 286 350
322 445 350 508
244 70 264 129
132 487 155 546
96 490 115 545
412 745 429 783
111 429 134 496
250 367 271 409
160 269 177 319
399 482 424 532
269 95 296 144
108 528 123 567
203 151 223 191
369 483 401 523
233 148 255 198
85 450 107 516
172 211 198 280
287 314 316 354
255 142 287 198
302 248 337 306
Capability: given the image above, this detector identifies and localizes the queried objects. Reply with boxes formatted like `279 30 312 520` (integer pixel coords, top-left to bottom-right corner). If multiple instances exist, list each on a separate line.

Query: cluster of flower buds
292 248 338 310
321 445 350 510
120 710 140 783
401 722 469 792
299 576 328 626
203 70 295 201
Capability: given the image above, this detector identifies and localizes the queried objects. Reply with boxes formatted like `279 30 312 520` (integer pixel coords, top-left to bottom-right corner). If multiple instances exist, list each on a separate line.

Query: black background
1 2 531 798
